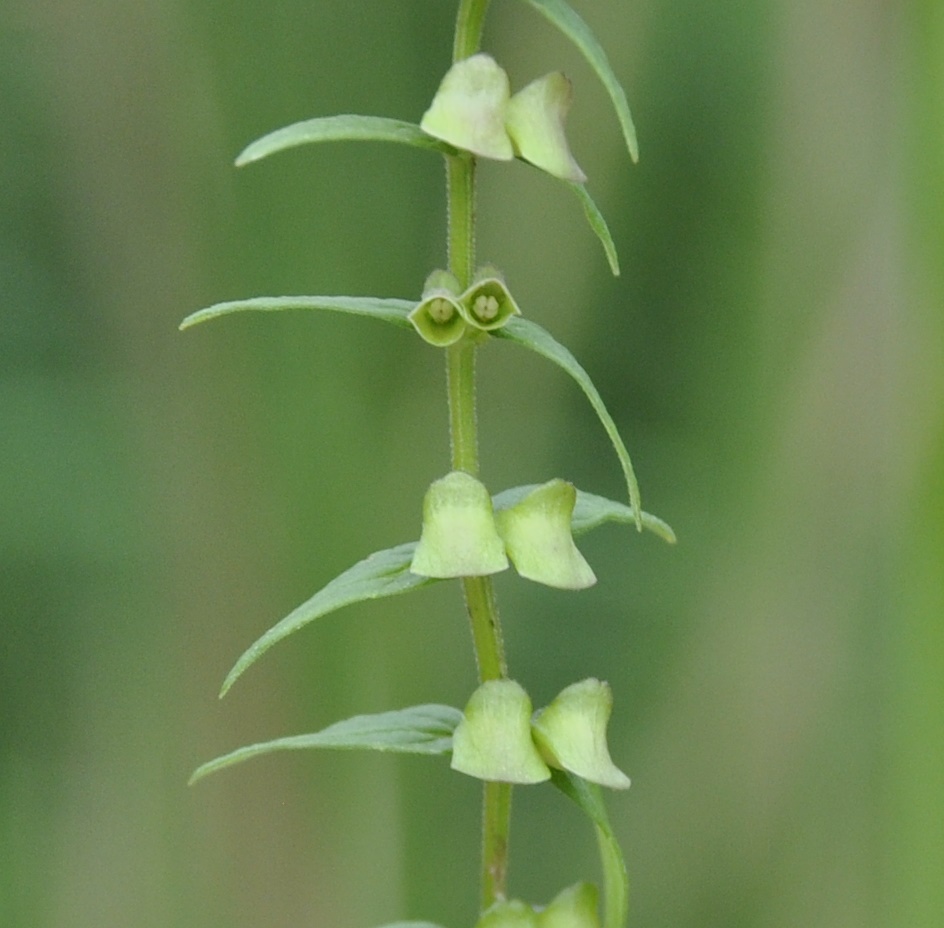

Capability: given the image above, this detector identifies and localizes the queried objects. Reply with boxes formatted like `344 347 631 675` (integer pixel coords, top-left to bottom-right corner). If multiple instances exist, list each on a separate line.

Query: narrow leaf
518 0 639 162
493 319 642 529
189 704 463 784
220 543 432 697
550 769 629 928
235 115 457 166
180 295 414 332
493 486 676 544
567 182 620 276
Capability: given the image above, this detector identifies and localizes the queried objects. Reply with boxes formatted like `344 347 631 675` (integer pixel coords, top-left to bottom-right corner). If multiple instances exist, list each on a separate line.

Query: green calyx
421 54 586 183
505 72 586 184
420 53 514 160
495 479 595 590
532 679 630 790
410 472 509 578
473 883 600 928
451 680 551 784
452 678 629 790
411 474 596 589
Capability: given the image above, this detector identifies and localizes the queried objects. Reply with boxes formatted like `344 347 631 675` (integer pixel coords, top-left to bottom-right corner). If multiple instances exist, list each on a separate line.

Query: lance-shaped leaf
219 543 432 697
517 0 639 163
189 704 463 784
493 486 676 545
566 182 620 276
180 295 414 332
492 318 642 529
235 115 456 167
550 770 628 928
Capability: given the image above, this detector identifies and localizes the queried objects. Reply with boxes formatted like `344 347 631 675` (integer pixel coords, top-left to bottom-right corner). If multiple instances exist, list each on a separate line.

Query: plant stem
447 0 512 909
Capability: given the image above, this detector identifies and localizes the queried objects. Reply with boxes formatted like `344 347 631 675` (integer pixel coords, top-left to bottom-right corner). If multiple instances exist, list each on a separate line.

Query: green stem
447 0 511 909
453 0 492 61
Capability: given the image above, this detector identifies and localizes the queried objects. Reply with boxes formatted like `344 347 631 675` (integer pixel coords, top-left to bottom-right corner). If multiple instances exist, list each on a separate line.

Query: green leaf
518 0 638 162
567 182 620 276
493 486 676 544
180 295 414 332
189 704 463 785
235 115 457 166
220 543 432 697
550 770 629 928
493 318 642 529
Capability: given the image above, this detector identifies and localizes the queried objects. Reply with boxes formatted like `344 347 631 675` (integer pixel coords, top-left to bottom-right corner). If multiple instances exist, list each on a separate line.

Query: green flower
410 471 509 578
532 679 630 789
452 680 551 784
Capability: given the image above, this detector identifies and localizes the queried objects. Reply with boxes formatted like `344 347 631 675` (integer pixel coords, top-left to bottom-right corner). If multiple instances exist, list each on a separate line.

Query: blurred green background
2 1 941 926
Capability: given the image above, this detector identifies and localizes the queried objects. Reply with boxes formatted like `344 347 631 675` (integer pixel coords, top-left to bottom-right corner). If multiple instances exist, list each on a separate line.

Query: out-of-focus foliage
1 1 940 927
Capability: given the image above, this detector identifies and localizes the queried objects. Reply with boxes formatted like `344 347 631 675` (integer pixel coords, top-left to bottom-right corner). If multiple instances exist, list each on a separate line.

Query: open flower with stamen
409 269 467 346
459 265 521 331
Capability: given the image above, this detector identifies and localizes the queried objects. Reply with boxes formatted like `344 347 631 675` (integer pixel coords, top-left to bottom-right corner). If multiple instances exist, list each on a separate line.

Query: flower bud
410 472 509 578
494 480 595 590
531 679 630 790
505 72 586 183
459 266 522 331
451 679 551 784
409 269 467 346
421 54 514 161
476 900 539 928
537 883 600 928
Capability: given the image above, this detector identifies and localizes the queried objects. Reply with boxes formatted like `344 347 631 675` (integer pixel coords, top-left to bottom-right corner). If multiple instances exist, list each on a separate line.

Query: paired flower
409 266 521 346
410 473 595 590
421 53 586 184
451 678 630 790
475 884 600 928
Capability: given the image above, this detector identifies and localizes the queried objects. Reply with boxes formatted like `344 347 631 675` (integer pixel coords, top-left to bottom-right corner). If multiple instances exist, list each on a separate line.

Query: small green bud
410 471 509 578
495 480 595 590
537 883 600 928
476 900 539 928
452 679 551 784
531 679 630 790
409 269 467 346
459 266 522 331
420 54 514 161
505 72 586 183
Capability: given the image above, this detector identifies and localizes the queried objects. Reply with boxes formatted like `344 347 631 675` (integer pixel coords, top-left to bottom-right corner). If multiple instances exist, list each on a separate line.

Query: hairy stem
447 0 512 909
